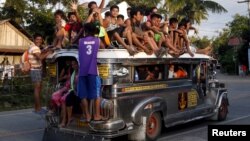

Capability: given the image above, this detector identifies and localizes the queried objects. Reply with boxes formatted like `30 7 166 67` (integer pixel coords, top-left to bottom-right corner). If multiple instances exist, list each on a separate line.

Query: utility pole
238 0 250 25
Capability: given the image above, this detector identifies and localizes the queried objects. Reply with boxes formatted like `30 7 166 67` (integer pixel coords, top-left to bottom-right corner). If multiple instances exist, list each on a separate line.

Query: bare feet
94 115 103 121
187 51 194 57
144 49 153 55
59 123 66 128
126 45 137 56
66 118 74 126
155 47 166 58
86 114 91 122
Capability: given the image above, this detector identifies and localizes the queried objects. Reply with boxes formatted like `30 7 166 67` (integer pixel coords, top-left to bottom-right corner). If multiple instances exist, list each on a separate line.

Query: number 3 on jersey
86 45 92 55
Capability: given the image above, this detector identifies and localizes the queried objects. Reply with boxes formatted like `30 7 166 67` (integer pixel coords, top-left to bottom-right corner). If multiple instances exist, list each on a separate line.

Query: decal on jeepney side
187 90 198 107
122 84 168 92
98 64 109 79
178 92 187 110
47 64 56 76
76 119 88 127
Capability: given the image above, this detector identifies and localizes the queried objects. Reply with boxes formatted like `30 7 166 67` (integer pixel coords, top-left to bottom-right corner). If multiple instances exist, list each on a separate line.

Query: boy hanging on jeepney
62 59 80 127
50 60 79 127
50 60 73 111
78 23 102 122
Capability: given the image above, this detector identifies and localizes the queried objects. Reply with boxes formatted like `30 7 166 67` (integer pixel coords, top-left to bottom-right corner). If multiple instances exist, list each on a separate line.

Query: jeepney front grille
100 99 114 120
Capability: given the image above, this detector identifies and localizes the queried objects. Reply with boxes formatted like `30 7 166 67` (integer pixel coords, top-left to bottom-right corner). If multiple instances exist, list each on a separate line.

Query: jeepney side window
134 65 164 81
167 64 190 79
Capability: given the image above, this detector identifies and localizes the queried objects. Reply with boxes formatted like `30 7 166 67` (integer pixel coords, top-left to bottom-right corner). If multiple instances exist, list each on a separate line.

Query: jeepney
43 49 229 141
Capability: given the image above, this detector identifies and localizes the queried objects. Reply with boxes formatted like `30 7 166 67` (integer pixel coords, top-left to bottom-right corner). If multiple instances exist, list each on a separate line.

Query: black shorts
65 90 82 114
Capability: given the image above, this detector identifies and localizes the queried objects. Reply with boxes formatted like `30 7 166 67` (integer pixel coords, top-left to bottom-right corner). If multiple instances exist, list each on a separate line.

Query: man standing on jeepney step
29 33 53 114
78 23 102 122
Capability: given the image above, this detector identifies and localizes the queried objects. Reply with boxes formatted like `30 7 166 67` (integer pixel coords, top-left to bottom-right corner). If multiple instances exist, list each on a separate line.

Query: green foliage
190 36 211 49
163 0 227 24
0 0 87 44
108 0 161 9
212 14 250 74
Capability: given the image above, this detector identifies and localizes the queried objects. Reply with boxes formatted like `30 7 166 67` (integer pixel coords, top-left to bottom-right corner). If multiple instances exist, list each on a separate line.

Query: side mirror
213 71 216 75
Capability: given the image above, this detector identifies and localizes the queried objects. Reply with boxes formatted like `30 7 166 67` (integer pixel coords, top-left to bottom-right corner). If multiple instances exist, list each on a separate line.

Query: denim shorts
30 69 42 83
77 75 101 99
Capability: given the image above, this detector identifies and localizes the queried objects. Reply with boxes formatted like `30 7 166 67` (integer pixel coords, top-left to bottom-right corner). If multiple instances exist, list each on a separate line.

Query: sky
197 0 249 39
1 0 249 39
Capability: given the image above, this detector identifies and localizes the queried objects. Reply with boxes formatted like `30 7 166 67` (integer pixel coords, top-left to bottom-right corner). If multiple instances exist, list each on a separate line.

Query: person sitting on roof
64 1 83 48
102 5 137 55
173 18 194 57
52 10 68 49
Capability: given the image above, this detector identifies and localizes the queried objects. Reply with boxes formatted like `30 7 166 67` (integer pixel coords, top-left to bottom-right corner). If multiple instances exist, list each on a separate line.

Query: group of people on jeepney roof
50 0 197 57
29 0 200 127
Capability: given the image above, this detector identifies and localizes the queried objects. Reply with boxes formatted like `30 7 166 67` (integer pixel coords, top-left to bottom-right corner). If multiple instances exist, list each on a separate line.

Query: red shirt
65 22 83 44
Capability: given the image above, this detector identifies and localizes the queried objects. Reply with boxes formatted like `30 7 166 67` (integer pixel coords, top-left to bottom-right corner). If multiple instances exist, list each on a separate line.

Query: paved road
0 109 45 141
0 72 250 141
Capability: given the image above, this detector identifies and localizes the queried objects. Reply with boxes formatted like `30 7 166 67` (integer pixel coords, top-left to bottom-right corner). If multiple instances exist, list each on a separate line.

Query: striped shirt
28 44 42 69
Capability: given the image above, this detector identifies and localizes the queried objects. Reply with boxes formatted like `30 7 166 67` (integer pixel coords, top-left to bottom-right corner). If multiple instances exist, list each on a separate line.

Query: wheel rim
219 100 228 118
147 114 159 137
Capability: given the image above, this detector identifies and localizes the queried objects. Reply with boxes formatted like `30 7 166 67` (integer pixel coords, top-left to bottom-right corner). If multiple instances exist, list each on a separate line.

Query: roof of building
0 19 32 40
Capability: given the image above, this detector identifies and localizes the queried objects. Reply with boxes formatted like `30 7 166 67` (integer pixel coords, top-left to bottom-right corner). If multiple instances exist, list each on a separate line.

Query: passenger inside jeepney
168 64 176 78
145 66 162 80
49 59 80 127
58 59 74 86
136 66 148 80
175 66 188 78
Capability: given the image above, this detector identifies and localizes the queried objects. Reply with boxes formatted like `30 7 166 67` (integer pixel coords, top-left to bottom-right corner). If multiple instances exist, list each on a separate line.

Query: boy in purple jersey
78 23 102 121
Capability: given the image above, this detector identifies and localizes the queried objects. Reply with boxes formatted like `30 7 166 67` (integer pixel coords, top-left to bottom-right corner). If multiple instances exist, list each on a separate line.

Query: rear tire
146 112 162 141
218 98 228 121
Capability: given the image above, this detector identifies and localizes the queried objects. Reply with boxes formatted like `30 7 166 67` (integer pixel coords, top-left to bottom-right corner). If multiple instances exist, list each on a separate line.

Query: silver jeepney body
44 49 228 140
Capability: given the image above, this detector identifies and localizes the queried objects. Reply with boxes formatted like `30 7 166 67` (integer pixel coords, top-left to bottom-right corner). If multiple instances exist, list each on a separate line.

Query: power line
237 0 250 3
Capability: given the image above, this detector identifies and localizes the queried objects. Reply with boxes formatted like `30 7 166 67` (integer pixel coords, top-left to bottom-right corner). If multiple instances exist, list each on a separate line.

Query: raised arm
98 0 105 9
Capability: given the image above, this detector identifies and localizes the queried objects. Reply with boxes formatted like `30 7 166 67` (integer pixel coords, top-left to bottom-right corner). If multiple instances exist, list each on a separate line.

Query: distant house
0 19 32 78
0 19 32 65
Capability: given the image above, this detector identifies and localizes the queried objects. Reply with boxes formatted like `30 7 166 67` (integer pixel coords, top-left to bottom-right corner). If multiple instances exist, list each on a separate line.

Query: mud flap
42 127 108 141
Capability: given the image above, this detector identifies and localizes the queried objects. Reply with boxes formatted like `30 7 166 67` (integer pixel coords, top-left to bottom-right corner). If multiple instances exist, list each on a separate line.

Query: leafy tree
163 0 227 24
0 0 87 44
108 0 161 9
212 14 250 74
0 0 28 26
190 36 211 49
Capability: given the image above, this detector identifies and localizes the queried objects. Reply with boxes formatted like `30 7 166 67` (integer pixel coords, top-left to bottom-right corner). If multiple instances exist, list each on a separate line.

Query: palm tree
162 0 227 24
108 0 161 8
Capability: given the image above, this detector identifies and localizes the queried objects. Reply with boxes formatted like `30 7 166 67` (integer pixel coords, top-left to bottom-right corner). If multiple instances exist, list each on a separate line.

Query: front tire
146 112 162 141
218 98 228 121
